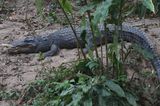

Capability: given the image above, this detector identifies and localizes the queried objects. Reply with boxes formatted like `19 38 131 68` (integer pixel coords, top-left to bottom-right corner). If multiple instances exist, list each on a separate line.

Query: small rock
20 26 25 30
59 53 64 58
3 35 9 40
150 32 158 38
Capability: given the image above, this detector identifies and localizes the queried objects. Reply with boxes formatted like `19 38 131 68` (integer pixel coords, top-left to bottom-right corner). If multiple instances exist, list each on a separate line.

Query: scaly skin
7 24 160 79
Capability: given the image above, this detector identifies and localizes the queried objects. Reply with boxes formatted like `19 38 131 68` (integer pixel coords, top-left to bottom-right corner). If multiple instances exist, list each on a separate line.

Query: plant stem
71 9 81 59
118 0 124 77
56 0 86 59
84 0 99 59
100 34 104 72
104 22 108 71
25 0 29 21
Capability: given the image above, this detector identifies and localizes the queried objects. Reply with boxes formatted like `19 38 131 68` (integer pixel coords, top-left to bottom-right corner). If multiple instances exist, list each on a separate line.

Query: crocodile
5 24 160 79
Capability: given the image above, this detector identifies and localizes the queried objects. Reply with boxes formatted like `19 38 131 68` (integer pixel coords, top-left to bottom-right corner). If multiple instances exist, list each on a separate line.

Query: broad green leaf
79 2 96 15
105 80 125 97
80 17 88 45
80 30 87 44
83 98 92 106
81 85 91 93
101 88 111 97
60 86 74 96
86 61 99 70
71 92 83 106
98 95 106 106
60 0 72 13
93 86 111 97
91 24 101 37
125 93 138 106
142 0 155 13
93 0 113 24
80 16 87 30
55 80 70 91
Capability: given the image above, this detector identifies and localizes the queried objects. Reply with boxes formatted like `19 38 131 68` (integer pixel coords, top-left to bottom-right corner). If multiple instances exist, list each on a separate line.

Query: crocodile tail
104 24 160 79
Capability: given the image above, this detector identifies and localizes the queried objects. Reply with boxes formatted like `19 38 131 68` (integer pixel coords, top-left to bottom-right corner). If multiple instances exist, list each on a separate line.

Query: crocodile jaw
7 46 35 54
7 41 37 54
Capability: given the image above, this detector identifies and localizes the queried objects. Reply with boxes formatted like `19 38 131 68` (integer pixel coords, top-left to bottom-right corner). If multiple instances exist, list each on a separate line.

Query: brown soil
0 0 160 106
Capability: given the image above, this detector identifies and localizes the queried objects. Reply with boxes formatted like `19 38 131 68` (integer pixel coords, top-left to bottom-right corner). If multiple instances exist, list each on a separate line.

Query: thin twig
100 34 104 73
84 0 99 59
25 0 29 21
56 0 86 59
104 22 108 72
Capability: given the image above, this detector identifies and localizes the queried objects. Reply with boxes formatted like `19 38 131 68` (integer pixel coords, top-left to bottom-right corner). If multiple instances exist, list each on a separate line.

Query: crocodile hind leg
44 44 60 57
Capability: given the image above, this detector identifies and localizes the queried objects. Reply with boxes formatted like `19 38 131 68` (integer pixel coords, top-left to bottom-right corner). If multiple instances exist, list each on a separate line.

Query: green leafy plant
0 90 20 100
37 52 45 61
17 62 138 106
35 0 44 17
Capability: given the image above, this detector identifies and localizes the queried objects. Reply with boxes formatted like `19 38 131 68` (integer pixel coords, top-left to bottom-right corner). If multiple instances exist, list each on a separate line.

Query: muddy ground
0 0 160 105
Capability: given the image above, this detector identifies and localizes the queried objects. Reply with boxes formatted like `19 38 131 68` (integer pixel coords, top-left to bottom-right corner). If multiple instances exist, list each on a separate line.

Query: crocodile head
7 37 38 54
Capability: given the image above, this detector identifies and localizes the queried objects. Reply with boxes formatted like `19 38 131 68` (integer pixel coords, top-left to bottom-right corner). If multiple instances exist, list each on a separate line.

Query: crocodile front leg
44 44 60 57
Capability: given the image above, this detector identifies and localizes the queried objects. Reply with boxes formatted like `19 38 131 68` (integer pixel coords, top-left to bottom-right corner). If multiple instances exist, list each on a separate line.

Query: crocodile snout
0 44 13 47
7 44 37 54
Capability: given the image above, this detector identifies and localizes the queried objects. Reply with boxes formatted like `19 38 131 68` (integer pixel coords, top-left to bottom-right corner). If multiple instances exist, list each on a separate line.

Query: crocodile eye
42 36 48 41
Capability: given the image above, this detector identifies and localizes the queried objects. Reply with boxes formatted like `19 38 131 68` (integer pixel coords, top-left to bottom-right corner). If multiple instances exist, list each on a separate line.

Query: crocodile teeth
0 44 13 47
